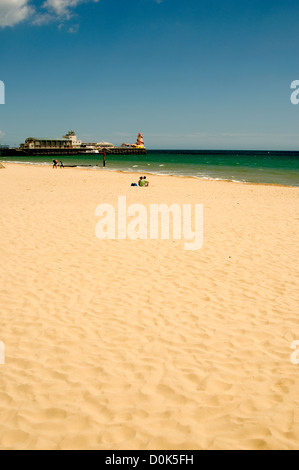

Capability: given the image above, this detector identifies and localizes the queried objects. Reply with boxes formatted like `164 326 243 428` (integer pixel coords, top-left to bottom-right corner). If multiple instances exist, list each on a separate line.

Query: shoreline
1 161 298 189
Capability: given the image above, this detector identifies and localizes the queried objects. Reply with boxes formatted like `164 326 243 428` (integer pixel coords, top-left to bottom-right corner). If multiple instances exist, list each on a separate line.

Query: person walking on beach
59 161 64 168
103 154 106 167
53 159 58 169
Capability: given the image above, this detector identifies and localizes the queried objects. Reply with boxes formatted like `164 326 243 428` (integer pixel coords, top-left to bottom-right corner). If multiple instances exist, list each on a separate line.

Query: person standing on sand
53 159 58 169
103 154 106 167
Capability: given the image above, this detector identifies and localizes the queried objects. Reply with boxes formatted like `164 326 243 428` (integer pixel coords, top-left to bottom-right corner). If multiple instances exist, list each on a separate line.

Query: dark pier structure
0 147 146 157
0 131 147 158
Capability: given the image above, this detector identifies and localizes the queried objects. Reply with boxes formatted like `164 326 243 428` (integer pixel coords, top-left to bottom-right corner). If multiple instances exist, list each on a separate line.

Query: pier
0 147 147 157
0 131 147 158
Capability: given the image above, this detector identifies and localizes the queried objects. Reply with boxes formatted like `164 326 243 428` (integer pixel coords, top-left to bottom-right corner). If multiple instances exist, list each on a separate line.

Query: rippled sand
0 163 298 450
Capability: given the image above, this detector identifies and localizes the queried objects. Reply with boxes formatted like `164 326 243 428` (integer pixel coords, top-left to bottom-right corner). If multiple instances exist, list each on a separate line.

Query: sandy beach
0 162 298 450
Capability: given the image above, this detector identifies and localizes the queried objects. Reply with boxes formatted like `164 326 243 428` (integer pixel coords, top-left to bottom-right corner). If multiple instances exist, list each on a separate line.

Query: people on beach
140 176 149 187
134 176 149 187
60 161 64 168
103 154 106 167
53 159 58 169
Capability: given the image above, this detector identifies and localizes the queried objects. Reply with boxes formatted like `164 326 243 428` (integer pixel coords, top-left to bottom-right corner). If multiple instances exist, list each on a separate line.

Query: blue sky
0 0 299 149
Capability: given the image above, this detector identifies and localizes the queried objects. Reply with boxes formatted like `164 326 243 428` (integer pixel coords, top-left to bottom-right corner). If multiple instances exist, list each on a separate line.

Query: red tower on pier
135 133 145 148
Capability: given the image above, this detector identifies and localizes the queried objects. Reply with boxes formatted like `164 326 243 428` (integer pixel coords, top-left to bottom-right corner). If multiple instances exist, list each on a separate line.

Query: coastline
1 161 299 189
0 162 298 450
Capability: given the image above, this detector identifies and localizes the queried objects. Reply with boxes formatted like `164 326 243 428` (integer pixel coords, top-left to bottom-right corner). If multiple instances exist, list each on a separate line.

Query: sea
1 150 299 187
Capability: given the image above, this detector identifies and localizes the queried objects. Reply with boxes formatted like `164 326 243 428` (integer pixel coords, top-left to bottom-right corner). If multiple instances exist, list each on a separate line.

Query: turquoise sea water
1 150 299 187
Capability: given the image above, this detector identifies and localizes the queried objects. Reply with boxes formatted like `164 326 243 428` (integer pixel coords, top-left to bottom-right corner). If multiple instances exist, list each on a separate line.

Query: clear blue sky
0 0 299 149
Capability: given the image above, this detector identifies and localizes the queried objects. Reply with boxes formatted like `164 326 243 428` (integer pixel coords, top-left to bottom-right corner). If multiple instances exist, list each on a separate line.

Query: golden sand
0 163 298 450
